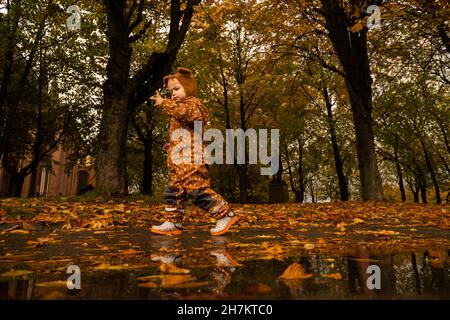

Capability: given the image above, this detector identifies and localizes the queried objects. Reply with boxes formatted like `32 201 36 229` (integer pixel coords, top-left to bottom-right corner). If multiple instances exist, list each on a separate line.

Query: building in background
0 147 95 197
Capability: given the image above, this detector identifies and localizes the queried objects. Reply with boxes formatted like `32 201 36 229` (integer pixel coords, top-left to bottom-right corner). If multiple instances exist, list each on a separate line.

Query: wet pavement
0 223 449 300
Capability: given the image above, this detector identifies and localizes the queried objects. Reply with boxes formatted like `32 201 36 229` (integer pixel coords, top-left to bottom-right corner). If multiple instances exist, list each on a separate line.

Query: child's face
167 78 187 101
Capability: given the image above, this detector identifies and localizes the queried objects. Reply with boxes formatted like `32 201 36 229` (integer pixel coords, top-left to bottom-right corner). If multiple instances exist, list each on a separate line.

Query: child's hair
163 67 197 97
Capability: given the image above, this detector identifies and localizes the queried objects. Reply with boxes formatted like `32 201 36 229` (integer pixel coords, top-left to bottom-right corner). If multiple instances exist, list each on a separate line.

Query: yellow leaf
1 270 33 278
246 283 273 293
354 230 399 236
137 282 159 288
303 243 315 250
349 22 364 33
279 263 313 279
93 264 129 271
119 249 142 255
161 275 196 287
159 263 190 274
321 273 342 280
163 281 210 289
280 278 306 289
10 229 29 234
336 222 347 232
36 281 68 288
352 218 365 224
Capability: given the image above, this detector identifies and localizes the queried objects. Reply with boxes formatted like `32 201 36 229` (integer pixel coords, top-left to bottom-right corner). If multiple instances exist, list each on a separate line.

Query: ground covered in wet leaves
0 197 449 299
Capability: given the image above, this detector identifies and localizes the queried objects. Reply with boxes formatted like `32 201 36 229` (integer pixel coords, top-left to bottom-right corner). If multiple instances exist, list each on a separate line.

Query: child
149 67 238 236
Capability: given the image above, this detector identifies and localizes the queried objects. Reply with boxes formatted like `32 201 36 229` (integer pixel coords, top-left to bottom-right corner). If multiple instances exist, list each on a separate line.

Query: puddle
0 226 449 299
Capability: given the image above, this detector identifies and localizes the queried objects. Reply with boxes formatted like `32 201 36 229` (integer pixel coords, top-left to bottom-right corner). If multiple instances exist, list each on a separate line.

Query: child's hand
149 90 164 106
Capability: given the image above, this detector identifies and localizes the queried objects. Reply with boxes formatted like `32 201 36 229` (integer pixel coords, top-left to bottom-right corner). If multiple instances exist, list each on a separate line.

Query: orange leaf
279 263 313 279
349 22 364 33
159 263 190 274
321 273 342 280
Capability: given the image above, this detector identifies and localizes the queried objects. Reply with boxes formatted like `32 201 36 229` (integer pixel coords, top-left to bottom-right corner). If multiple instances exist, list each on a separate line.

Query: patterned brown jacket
158 96 210 168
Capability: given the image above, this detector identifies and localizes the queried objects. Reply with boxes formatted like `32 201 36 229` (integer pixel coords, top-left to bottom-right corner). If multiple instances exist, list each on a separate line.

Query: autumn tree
96 0 201 195
0 0 100 196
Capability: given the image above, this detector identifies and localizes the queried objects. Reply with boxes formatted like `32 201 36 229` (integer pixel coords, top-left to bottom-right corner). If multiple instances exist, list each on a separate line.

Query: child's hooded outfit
156 68 232 224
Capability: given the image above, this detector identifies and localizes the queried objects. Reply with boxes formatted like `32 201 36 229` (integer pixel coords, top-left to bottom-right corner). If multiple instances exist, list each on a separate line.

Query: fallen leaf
280 278 306 289
119 249 142 255
0 270 33 278
138 282 159 288
349 22 364 33
246 283 272 293
161 275 196 287
36 281 68 288
336 222 347 232
354 230 400 236
279 263 313 279
159 263 190 274
163 281 209 289
26 240 46 248
92 264 129 271
1 225 19 233
321 273 342 280
428 250 446 268
9 229 29 234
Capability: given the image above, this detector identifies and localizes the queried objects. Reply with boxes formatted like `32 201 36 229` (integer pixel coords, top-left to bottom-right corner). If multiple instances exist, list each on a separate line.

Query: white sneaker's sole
210 216 238 236
151 228 182 236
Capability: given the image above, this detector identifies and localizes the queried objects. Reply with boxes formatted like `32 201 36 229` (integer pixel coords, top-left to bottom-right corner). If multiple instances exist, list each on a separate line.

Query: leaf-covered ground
0 197 449 299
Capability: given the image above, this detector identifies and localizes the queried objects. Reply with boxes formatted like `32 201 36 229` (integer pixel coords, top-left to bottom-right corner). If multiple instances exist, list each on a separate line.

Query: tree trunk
142 136 153 195
297 138 305 203
284 143 298 199
406 177 419 203
237 93 248 203
310 181 315 203
28 169 37 197
419 176 427 204
96 94 130 195
421 140 441 204
237 165 248 203
323 87 348 201
13 173 25 197
96 1 131 195
411 253 421 295
413 192 419 203
320 0 383 200
394 147 406 202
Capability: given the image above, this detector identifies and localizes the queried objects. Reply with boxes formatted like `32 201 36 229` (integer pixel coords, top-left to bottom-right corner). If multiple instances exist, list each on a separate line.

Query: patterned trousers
164 162 230 222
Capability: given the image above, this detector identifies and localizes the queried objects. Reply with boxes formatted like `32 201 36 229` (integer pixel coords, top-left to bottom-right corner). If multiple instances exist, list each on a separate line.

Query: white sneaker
210 212 238 236
151 221 183 235
151 253 182 264
210 250 239 268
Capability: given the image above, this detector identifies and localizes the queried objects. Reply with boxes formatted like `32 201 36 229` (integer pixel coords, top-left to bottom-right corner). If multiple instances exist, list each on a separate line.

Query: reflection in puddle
1 245 448 300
